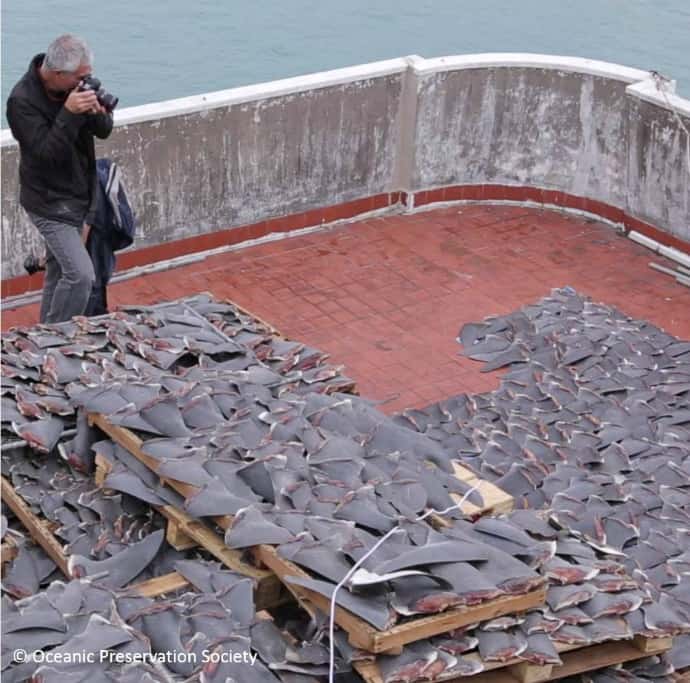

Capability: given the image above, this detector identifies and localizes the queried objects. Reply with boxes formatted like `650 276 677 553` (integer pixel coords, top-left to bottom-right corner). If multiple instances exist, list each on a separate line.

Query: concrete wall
2 54 689 279
412 62 633 207
625 79 690 233
1 59 407 278
408 55 689 243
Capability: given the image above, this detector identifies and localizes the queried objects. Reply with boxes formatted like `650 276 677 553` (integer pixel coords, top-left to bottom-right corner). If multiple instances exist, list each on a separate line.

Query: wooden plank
1 536 19 575
451 461 514 515
130 571 278 602
131 571 191 597
92 435 259 582
94 454 110 487
91 430 286 610
130 569 291 607
1 474 191 596
1 541 18 565
255 543 547 654
359 587 547 654
90 414 232 522
91 415 234 524
157 506 256 577
1 467 280 605
165 518 198 550
632 633 673 654
511 660 553 683
354 635 672 683
549 638 671 679
156 506 286 611
431 461 513 525
353 661 381 683
96 453 197 552
1 476 69 576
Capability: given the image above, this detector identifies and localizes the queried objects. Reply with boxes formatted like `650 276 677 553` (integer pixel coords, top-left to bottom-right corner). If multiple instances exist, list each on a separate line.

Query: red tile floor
2 204 689 414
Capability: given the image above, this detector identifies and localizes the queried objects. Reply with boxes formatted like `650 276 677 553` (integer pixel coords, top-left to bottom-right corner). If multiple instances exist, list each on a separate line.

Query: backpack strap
105 161 123 228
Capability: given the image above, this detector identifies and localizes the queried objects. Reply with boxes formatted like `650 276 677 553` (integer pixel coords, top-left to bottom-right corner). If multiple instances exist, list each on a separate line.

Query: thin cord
327 482 482 683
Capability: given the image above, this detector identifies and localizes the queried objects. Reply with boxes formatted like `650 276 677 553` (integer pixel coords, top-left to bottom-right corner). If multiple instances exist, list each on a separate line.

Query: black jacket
6 54 113 227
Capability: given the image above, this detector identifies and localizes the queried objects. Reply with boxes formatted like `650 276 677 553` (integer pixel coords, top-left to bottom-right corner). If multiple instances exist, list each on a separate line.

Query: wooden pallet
94 450 289 610
90 413 547 653
1 475 70 575
431 460 514 523
96 452 220 550
2 472 281 601
255 543 546 654
354 634 673 683
0 475 195 598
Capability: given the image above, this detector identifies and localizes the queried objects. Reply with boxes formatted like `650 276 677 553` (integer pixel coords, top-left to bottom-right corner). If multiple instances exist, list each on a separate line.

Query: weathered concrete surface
2 54 689 279
626 94 690 242
1 68 405 277
410 57 689 241
1 147 44 279
412 68 631 206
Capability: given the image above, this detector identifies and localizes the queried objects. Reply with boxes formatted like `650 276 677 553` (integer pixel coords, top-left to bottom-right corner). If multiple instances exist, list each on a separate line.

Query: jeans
26 212 95 324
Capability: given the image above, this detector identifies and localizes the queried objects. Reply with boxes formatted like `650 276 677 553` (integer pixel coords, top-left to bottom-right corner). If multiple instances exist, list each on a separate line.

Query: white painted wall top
415 53 650 82
1 53 688 149
0 57 410 146
627 77 690 118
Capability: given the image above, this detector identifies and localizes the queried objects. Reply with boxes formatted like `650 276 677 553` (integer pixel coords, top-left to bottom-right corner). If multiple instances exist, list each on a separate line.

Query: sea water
2 0 688 127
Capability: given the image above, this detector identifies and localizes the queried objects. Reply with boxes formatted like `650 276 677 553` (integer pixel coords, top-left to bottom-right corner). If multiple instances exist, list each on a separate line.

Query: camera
24 254 45 276
77 75 118 112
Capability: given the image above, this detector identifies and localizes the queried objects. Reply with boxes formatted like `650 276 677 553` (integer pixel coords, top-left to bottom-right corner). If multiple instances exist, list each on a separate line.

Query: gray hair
43 34 93 72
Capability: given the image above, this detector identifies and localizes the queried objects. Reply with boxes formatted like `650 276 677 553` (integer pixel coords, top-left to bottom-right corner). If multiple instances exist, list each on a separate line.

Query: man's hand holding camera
64 87 106 115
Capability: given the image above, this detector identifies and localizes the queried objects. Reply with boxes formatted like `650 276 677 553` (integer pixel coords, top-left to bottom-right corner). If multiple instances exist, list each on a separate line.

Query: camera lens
80 75 118 112
99 93 119 111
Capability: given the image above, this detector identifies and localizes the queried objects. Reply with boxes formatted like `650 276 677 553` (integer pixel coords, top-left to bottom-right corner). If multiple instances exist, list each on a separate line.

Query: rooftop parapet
2 54 688 287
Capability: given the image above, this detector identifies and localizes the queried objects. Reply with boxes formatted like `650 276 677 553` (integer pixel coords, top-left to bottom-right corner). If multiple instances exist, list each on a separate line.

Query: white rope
327 482 482 683
649 70 690 176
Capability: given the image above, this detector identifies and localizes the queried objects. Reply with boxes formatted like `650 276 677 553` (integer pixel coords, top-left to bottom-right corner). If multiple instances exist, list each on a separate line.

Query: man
6 34 113 324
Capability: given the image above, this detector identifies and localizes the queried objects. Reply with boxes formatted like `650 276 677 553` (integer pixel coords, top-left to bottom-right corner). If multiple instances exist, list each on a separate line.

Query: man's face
54 62 92 92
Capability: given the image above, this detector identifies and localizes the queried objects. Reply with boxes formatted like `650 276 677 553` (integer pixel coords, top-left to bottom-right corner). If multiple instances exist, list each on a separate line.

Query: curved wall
407 55 689 247
413 60 634 205
1 54 688 287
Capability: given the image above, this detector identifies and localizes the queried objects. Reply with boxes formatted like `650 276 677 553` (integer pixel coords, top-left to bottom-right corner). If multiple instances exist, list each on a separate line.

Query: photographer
6 34 114 323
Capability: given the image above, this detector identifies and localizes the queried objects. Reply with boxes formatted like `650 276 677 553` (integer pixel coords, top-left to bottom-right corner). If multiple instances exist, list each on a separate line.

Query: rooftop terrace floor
2 203 689 413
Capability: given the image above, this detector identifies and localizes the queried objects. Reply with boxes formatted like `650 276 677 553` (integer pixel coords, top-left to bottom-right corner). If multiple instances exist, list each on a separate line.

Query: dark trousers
27 212 95 324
